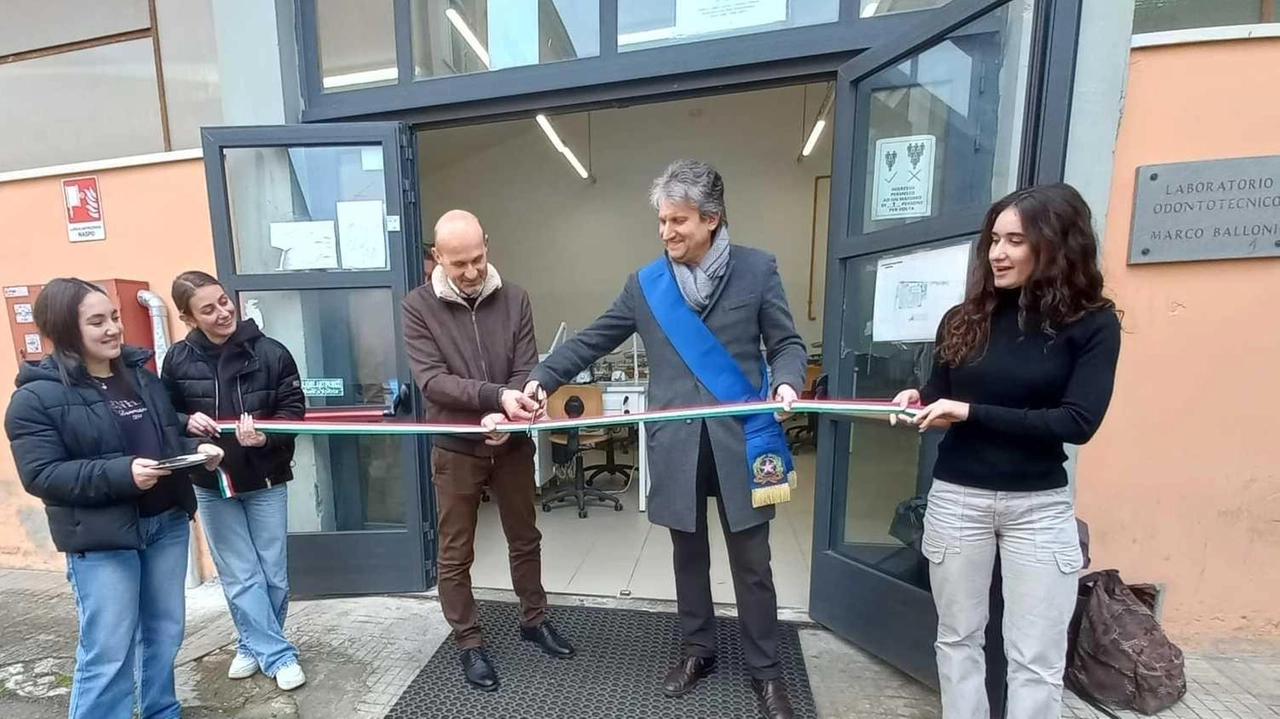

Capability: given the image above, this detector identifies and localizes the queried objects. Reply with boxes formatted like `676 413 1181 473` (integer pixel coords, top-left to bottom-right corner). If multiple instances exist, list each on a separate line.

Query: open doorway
416 81 834 610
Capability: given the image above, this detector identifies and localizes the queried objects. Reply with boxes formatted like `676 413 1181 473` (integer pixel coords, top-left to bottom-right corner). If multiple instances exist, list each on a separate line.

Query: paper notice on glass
241 298 265 332
872 243 971 343
269 221 338 271
872 134 937 221
676 0 786 38
335 200 388 270
360 147 384 172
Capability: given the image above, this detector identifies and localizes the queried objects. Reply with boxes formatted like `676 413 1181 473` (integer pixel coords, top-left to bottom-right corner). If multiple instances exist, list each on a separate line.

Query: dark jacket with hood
4 346 200 553
161 320 305 494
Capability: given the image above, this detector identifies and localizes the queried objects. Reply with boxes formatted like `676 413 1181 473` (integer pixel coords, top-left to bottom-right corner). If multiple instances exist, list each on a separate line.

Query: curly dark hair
937 183 1117 367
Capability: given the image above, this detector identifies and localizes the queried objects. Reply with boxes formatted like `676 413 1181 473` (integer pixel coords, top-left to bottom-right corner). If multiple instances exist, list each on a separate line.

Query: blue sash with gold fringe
637 256 795 507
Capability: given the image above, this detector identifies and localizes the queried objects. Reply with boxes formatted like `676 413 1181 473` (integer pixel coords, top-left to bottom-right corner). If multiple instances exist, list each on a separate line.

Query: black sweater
922 291 1122 492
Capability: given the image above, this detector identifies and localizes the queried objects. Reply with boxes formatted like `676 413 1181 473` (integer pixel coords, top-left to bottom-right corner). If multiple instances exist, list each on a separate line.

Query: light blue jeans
194 485 298 676
66 507 190 719
923 480 1084 719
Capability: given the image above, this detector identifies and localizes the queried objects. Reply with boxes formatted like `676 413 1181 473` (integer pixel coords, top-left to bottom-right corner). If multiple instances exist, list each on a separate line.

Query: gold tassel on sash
750 462 800 508
751 482 791 508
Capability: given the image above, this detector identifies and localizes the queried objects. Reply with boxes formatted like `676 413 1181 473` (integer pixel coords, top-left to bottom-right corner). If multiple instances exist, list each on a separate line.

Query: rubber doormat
385 601 819 719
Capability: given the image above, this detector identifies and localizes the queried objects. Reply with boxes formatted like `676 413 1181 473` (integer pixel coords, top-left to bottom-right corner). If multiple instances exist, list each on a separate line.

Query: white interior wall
418 83 835 350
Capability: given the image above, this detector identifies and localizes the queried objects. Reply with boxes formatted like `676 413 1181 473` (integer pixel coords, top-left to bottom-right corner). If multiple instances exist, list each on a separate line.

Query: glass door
809 0 1048 696
201 122 434 596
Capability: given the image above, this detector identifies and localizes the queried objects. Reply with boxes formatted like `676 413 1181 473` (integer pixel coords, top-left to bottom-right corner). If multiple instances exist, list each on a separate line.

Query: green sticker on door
301 378 345 398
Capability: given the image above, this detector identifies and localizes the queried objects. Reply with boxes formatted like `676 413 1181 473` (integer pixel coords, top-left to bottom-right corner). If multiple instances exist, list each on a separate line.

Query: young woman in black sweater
892 183 1121 718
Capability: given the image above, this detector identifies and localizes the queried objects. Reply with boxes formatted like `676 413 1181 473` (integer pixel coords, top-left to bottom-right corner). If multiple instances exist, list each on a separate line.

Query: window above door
297 0 995 124
1133 0 1277 35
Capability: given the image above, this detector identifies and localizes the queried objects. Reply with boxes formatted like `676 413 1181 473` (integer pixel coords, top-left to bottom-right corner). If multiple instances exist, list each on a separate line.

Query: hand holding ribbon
521 380 548 420
479 412 511 446
773 383 798 422
235 413 267 447
500 388 540 423
913 400 968 432
889 389 963 433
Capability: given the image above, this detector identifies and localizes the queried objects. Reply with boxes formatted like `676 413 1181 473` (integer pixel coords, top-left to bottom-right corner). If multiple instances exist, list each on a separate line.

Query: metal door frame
201 121 435 596
808 0 1082 693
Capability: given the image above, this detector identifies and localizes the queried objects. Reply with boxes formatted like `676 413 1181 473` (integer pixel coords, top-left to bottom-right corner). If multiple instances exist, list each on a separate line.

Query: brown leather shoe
751 678 794 719
662 655 716 697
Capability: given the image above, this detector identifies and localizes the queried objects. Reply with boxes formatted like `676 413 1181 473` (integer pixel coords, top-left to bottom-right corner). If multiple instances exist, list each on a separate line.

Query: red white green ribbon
217 399 918 436
213 467 235 499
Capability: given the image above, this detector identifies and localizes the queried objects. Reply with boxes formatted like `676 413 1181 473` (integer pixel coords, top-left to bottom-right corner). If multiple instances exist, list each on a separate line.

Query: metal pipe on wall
138 289 202 590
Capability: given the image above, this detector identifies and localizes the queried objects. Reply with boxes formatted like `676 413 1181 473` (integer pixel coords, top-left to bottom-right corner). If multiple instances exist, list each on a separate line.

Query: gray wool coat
528 245 808 533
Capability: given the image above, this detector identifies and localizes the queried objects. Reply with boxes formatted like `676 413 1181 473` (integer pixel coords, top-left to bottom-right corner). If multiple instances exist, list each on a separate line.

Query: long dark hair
171 270 222 316
937 183 1117 367
32 277 129 385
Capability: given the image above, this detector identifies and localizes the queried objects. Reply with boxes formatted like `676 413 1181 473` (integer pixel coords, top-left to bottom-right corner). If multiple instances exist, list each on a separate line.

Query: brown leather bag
1066 570 1187 716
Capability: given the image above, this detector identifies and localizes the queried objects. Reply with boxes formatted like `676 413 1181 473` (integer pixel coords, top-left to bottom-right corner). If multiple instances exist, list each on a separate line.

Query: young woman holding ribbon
891 183 1121 718
162 270 308 691
5 278 224 719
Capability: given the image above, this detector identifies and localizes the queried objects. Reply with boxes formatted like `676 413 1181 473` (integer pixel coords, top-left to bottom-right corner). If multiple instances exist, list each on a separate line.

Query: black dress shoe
460 648 499 692
520 620 575 658
751 678 794 719
662 655 716 697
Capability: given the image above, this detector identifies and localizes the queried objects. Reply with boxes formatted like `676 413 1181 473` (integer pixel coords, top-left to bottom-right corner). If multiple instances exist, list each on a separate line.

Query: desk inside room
531 382 650 511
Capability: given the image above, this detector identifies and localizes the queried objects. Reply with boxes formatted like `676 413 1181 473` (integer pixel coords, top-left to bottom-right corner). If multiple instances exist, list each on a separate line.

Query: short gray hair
649 159 728 226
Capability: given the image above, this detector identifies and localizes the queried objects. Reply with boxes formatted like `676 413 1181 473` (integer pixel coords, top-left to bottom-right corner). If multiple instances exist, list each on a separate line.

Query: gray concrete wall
1061 0 1135 488
211 0 302 125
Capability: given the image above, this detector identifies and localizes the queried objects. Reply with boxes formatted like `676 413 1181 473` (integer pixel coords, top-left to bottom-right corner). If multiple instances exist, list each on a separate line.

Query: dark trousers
670 426 781 680
432 441 547 649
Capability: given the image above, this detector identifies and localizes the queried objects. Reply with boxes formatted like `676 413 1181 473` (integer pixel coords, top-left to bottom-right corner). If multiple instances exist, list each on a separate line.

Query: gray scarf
672 225 731 312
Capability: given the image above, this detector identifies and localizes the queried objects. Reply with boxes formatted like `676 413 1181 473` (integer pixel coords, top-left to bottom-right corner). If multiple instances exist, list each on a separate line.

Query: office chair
583 392 637 487
584 431 635 490
541 384 624 518
786 365 827 452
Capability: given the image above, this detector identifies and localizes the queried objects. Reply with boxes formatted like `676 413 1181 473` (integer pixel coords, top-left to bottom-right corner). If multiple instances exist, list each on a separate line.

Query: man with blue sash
522 160 807 718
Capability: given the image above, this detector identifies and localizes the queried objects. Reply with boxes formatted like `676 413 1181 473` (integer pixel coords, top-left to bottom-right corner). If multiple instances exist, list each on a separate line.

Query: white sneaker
228 652 259 680
275 662 306 691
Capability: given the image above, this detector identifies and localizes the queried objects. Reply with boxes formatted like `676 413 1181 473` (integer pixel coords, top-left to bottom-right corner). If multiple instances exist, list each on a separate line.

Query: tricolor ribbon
216 398 918 436
213 467 235 499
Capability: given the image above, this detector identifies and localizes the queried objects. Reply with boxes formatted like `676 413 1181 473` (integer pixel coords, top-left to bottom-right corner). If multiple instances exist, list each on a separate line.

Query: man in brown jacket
402 209 575 692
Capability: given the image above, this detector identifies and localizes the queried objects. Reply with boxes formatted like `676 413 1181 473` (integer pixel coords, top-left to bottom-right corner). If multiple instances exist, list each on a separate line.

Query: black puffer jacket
4 347 199 553
161 320 304 494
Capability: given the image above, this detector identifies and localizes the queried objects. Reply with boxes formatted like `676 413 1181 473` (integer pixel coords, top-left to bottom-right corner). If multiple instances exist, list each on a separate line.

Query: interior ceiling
416 117 533 170
416 81 831 172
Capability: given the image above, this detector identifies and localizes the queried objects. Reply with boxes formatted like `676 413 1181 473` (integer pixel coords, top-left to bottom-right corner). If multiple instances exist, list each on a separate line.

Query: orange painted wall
1077 39 1280 644
0 159 218 575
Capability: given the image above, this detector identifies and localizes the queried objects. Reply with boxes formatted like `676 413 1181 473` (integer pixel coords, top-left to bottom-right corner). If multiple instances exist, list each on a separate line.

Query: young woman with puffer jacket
5 277 225 719
162 270 308 692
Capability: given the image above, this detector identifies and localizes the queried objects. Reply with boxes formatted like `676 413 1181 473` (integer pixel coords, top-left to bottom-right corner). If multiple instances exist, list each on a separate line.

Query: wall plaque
1129 155 1280 265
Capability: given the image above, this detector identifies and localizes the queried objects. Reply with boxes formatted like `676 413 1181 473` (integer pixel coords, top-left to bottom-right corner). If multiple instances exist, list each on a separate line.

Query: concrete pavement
2 568 1277 718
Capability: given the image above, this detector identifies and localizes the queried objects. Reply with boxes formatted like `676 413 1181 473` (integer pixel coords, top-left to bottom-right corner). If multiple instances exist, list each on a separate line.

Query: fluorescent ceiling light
861 1 882 18
799 84 835 160
322 66 398 89
801 120 827 157
618 26 678 46
536 114 591 180
445 7 490 68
